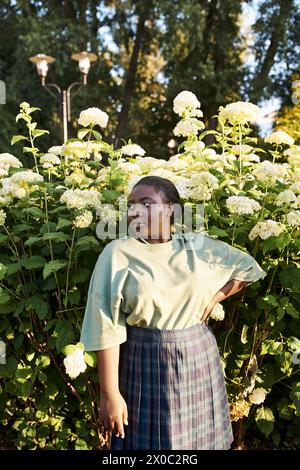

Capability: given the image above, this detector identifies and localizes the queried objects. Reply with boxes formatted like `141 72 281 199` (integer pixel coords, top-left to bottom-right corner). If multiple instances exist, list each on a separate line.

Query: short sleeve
80 242 128 351
225 243 266 284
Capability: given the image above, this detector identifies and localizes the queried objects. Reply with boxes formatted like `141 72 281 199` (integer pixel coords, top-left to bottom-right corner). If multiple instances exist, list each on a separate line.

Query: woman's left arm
200 279 249 324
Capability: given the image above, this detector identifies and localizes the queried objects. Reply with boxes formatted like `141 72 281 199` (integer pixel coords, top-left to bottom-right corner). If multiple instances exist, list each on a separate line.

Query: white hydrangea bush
0 94 299 448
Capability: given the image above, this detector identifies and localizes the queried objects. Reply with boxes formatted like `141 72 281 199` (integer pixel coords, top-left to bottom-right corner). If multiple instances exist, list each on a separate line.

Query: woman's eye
144 202 152 208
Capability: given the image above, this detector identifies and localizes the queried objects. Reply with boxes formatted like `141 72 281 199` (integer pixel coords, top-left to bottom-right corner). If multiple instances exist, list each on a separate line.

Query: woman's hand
99 390 128 438
199 300 216 324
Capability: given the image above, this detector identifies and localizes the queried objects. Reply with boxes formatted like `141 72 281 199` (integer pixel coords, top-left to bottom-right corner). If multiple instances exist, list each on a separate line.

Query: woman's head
127 176 183 240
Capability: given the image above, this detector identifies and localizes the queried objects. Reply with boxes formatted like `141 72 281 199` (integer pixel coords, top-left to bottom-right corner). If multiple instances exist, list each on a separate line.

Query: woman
80 176 265 450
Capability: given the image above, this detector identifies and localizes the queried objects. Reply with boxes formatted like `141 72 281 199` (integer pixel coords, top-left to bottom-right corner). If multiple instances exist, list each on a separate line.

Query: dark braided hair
132 175 184 225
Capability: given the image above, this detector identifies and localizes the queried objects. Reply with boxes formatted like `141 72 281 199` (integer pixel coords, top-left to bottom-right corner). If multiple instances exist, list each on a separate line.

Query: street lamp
29 51 97 143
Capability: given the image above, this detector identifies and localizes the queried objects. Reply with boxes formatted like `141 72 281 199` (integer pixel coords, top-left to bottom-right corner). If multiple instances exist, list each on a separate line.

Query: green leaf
277 399 295 420
279 268 300 292
11 135 29 145
43 260 68 279
289 387 300 416
285 304 299 319
62 344 77 356
77 128 91 140
255 406 275 436
56 218 72 230
20 381 33 396
54 319 74 351
84 351 96 367
261 340 283 356
0 263 7 281
91 129 103 141
24 237 42 247
76 236 99 249
21 256 46 270
75 438 88 450
26 294 49 320
208 226 227 238
31 129 49 138
22 207 44 218
0 301 18 315
0 288 11 305
42 232 71 243
241 324 249 345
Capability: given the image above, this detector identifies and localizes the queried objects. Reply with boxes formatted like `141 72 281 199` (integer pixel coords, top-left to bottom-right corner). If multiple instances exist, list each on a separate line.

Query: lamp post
29 51 97 143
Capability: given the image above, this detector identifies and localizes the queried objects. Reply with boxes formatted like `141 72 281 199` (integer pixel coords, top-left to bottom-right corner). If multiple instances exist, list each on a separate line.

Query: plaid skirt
110 322 233 450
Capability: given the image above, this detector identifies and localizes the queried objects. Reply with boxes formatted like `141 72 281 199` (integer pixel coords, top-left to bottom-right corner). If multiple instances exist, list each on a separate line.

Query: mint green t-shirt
80 233 266 351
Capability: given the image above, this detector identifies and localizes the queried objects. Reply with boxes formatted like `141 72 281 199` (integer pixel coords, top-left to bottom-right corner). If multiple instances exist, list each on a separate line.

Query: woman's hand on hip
99 390 128 438
199 300 216 324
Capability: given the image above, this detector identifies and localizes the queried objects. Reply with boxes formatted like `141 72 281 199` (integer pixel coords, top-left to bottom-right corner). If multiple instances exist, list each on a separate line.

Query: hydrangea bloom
210 303 225 321
0 209 6 226
249 388 267 405
219 101 262 126
265 131 294 146
60 189 101 210
173 91 202 117
63 348 87 379
286 210 300 227
249 220 283 240
0 153 23 170
78 107 109 128
226 196 261 215
121 144 145 157
73 210 93 228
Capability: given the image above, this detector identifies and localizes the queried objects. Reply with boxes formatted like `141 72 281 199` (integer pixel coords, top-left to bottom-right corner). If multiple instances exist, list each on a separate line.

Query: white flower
289 182 300 194
48 146 62 155
293 195 300 209
97 203 118 225
173 118 204 137
210 303 225 321
65 171 92 188
265 131 294 146
121 144 145 157
0 153 23 170
276 190 296 206
61 141 92 159
186 172 219 202
252 160 288 184
231 145 254 154
249 220 283 240
284 146 300 159
173 91 202 117
226 196 261 215
249 388 267 405
165 155 189 172
0 168 8 178
40 153 61 169
1 171 44 199
63 348 87 379
0 209 6 226
60 189 101 210
286 210 300 227
219 101 262 126
78 107 109 128
184 140 205 154
73 210 93 228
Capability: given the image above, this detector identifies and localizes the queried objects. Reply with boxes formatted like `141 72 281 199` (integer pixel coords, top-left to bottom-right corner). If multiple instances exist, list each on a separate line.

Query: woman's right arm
97 346 128 439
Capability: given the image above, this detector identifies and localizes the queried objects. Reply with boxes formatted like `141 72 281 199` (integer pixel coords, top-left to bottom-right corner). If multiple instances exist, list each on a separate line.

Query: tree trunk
113 1 153 149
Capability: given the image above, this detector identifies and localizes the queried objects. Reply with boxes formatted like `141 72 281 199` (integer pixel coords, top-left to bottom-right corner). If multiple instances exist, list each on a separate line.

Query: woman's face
127 184 173 240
